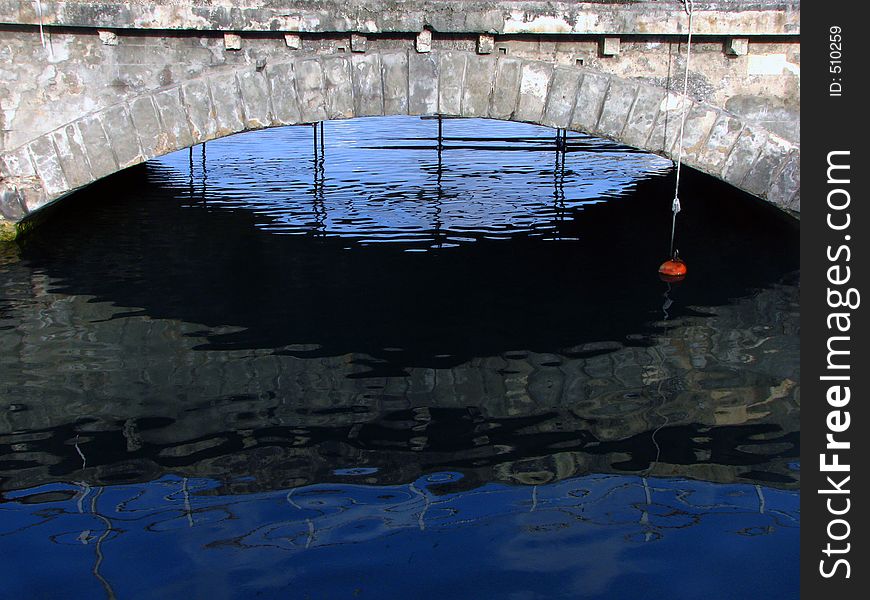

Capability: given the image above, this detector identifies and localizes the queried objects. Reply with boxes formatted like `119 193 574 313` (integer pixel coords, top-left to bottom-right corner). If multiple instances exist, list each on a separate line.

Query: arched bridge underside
0 2 800 232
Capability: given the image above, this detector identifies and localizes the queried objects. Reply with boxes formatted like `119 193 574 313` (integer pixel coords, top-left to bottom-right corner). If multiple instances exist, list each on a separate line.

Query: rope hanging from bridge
659 0 693 282
34 0 53 58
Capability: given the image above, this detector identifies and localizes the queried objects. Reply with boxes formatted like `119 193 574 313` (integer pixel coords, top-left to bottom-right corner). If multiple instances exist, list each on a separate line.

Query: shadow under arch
15 116 799 371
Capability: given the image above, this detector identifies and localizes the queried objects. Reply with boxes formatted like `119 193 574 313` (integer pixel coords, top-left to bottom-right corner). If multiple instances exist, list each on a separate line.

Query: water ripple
154 117 671 248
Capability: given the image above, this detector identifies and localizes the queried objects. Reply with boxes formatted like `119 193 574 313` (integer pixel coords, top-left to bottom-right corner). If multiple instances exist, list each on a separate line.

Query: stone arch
0 49 799 224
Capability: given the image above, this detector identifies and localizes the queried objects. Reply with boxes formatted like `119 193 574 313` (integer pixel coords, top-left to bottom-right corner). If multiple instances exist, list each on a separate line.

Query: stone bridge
0 1 800 238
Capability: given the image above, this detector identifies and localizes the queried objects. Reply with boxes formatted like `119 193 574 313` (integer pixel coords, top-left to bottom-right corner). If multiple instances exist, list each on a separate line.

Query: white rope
670 0 693 257
34 0 54 58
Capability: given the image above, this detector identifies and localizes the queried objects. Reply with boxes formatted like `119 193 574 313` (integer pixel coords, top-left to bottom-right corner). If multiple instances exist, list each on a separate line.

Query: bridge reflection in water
0 117 798 598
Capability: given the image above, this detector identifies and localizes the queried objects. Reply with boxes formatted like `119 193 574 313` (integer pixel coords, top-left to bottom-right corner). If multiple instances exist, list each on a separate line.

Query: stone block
75 115 119 179
51 124 92 188
381 51 410 115
438 51 467 116
697 113 743 175
351 54 384 116
181 79 217 143
646 92 690 154
621 84 665 149
726 38 749 56
767 151 799 210
0 146 36 178
597 79 638 139
266 62 302 125
153 88 196 153
0 187 27 221
601 37 620 57
677 105 718 161
569 72 609 134
416 29 432 53
208 73 246 136
721 126 768 187
224 33 242 51
294 58 328 123
351 34 367 53
284 34 302 49
129 96 163 158
237 69 273 129
740 133 794 196
541 67 582 129
27 136 68 197
489 57 522 120
20 186 50 213
477 35 495 55
408 52 439 115
322 55 354 119
98 30 118 46
101 106 143 169
460 55 496 118
515 61 553 123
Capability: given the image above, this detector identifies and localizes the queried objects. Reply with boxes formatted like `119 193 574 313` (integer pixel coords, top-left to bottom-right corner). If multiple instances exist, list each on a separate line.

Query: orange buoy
658 256 687 283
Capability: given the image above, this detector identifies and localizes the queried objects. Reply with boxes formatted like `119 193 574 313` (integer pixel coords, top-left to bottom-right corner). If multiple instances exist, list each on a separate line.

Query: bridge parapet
0 1 800 36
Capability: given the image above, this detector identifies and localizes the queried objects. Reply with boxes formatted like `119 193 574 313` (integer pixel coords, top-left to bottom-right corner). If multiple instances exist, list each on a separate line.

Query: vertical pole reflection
756 484 766 514
553 129 567 239
287 488 316 549
755 484 774 534
188 146 194 201
433 116 444 249
311 122 327 237
182 477 194 527
73 439 117 599
409 481 430 531
200 143 207 206
90 487 117 600
640 477 655 542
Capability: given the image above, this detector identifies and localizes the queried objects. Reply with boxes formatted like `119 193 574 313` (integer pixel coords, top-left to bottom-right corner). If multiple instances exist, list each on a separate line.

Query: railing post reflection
201 142 207 206
640 476 655 542
287 487 317 548
409 480 430 531
183 477 194 528
72 437 118 599
311 122 327 236
553 128 567 239
90 487 117 600
188 146 194 201
434 115 444 248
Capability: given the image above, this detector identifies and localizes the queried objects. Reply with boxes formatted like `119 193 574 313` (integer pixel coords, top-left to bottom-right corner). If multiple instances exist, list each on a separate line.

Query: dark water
0 117 799 598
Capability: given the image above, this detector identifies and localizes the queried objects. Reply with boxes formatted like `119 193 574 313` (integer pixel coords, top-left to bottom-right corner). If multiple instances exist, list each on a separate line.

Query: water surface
0 117 799 598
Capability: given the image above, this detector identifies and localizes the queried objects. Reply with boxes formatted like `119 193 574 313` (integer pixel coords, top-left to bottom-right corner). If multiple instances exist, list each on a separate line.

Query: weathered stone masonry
0 1 800 237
